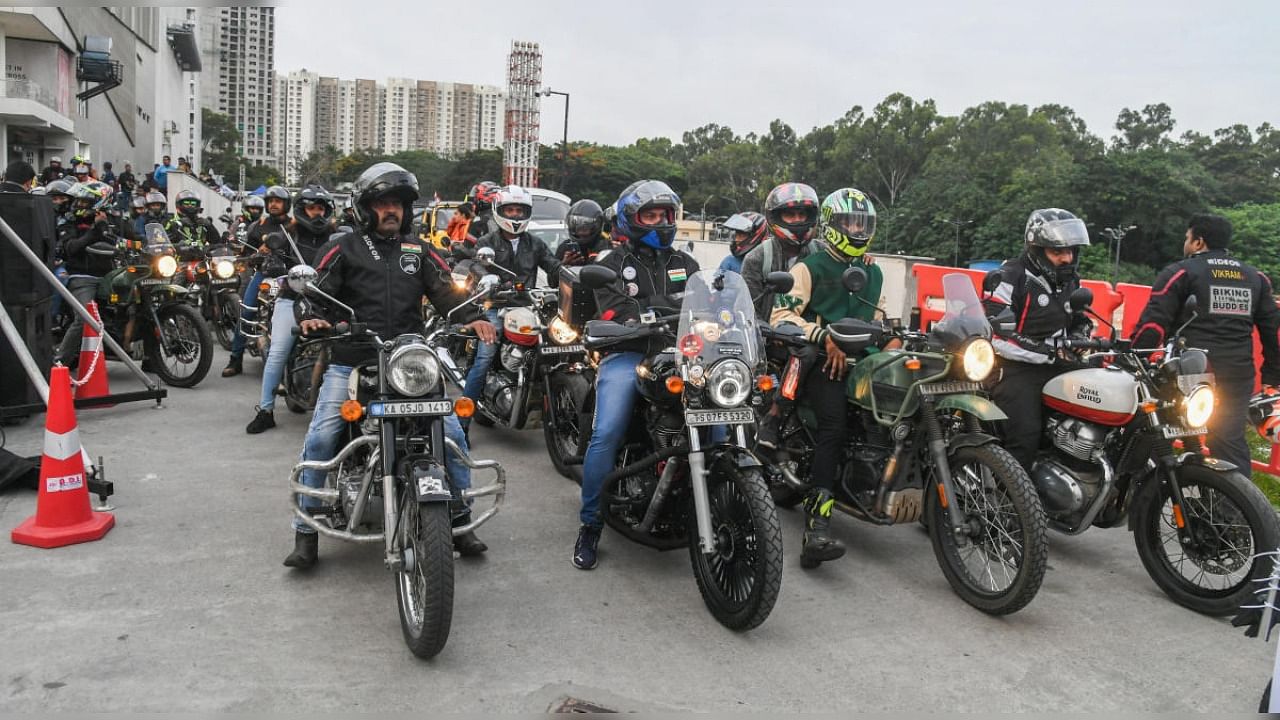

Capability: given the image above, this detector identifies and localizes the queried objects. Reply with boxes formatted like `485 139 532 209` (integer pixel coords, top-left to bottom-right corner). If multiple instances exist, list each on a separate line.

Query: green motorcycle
765 269 1048 615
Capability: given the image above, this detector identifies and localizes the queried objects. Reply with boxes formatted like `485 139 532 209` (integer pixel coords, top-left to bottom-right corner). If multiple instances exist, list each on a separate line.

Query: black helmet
764 182 820 249
724 211 768 259
264 185 291 216
565 199 604 247
352 162 419 235
1024 208 1090 286
614 180 680 250
293 185 335 235
175 189 201 219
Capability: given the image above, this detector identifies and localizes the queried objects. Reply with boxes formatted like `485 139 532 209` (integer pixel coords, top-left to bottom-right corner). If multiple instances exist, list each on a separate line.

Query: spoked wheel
688 466 783 630
214 292 239 351
394 486 454 660
146 303 213 388
284 342 326 413
543 373 591 484
1132 464 1280 615
926 444 1048 615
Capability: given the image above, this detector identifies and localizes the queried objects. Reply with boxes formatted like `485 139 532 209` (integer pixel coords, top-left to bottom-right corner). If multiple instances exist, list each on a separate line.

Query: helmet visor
831 212 876 245
566 213 601 237
497 204 531 222
721 213 753 234
1037 218 1090 248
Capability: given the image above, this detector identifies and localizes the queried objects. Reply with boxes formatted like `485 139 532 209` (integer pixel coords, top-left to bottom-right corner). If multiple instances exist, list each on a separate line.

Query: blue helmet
614 180 680 250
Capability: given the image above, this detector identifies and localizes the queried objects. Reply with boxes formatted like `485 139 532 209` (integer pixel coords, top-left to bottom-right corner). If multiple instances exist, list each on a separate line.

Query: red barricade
910 264 987 330
1115 283 1152 339
1079 279 1122 339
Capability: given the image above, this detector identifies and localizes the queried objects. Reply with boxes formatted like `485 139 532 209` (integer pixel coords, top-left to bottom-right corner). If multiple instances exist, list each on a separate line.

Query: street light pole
1100 225 1137 283
700 194 719 243
538 88 570 191
941 218 973 267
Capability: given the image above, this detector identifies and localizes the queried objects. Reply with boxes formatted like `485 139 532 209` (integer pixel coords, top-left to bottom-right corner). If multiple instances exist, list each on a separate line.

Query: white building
276 69 316 184
0 8 77 172
198 6 275 168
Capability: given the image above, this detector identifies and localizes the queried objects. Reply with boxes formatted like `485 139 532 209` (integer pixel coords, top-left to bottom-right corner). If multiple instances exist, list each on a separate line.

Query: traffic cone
11 366 114 548
74 300 112 408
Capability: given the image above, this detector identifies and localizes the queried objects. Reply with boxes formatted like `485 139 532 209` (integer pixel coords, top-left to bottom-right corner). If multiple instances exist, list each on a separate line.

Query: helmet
724 211 768 259
264 185 291 216
175 189 202 218
131 195 146 212
72 163 90 177
817 188 877 261
71 182 110 221
352 161 419 235
1024 208 1090 285
764 182 820 249
467 181 500 212
293 185 335 235
145 190 167 218
29 185 47 196
566 199 605 247
492 185 534 235
615 180 681 250
242 195 265 221
47 178 74 200
50 156 62 165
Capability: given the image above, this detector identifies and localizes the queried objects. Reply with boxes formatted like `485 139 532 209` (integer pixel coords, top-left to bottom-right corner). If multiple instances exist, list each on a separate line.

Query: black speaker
0 297 53 419
0 192 57 305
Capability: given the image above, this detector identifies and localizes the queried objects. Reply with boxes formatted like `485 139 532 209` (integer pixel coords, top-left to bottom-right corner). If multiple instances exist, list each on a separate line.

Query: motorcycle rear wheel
926 444 1048 615
1132 464 1280 615
145 303 213 388
394 490 454 660
688 465 783 631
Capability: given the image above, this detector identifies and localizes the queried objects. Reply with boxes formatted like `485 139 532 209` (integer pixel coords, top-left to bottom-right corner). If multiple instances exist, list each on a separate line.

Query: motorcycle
285 264 506 659
175 240 244 351
541 265 597 484
989 277 1280 615
766 269 1048 615
576 266 784 631
87 223 215 387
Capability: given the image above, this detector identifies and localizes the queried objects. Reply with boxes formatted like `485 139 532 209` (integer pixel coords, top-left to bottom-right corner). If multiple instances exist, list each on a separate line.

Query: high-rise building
198 6 276 167
377 77 504 157
276 70 317 184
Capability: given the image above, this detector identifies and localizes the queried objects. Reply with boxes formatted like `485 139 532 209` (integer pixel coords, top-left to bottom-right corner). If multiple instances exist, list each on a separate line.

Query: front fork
686 425 716 554
920 397 971 543
1154 444 1197 546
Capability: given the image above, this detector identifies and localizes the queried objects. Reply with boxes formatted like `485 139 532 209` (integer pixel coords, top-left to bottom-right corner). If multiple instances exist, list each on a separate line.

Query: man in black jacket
1 160 35 192
164 190 220 248
284 163 497 569
54 185 116 366
1132 213 1280 472
223 185 293 377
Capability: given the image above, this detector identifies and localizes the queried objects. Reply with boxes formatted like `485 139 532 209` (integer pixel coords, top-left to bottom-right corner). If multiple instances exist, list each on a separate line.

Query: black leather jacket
59 219 113 277
982 254 1084 365
467 228 561 288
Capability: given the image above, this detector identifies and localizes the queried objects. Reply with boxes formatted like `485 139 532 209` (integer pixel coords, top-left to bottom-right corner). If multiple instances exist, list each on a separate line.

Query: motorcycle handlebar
1058 337 1113 351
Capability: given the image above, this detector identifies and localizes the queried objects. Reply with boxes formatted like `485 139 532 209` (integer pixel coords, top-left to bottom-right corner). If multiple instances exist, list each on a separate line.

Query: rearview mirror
475 246 496 264
477 274 501 292
982 269 1002 294
265 233 288 252
579 265 618 289
1068 287 1094 312
287 264 317 294
765 271 794 295
841 266 868 294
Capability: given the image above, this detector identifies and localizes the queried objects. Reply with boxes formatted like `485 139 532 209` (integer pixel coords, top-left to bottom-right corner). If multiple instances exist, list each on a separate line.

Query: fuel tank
1042 367 1139 426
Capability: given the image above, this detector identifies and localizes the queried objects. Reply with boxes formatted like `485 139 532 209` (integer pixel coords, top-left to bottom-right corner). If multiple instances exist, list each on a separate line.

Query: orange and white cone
74 300 112 408
11 366 114 548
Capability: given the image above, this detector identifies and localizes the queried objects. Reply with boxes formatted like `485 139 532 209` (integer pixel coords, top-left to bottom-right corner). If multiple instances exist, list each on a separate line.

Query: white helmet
492 184 533 235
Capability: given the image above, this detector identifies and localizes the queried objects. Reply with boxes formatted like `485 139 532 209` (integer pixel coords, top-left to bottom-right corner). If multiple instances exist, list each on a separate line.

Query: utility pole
538 88 569 191
700 195 720 243
1100 225 1138 283
941 218 973 267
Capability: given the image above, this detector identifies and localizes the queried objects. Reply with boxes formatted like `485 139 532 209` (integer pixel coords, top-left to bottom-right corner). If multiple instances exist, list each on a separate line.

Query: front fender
935 394 1007 421
400 455 453 502
946 432 1002 455
147 284 190 296
1177 452 1238 472
708 444 764 473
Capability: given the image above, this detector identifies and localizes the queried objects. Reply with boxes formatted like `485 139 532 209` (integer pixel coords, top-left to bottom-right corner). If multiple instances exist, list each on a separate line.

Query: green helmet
818 188 877 260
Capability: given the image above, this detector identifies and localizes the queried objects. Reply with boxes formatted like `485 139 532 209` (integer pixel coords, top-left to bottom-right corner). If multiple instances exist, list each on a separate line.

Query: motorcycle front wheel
926 444 1048 615
145 302 213 388
214 291 239 351
543 372 591 484
688 465 783 631
284 342 325 414
1132 463 1280 615
394 489 454 660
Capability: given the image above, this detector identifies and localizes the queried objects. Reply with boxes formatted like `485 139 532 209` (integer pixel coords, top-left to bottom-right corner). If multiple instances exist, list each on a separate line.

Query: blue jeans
461 308 501 406
230 270 264 358
49 264 68 321
295 364 473 532
580 351 644 527
259 297 296 410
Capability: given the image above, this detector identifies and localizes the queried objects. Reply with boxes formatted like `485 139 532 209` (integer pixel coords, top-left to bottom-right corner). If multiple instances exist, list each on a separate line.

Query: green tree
1218 203 1280 281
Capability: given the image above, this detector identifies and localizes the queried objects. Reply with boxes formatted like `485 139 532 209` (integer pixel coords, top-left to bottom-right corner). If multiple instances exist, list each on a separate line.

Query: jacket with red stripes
1132 249 1280 382
982 254 1082 365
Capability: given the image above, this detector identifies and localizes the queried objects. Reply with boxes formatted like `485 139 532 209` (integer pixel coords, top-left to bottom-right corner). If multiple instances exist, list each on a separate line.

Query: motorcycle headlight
961 338 996 382
212 258 236 279
154 254 178 279
387 344 441 397
549 316 579 345
707 359 752 408
451 272 470 290
1183 385 1215 429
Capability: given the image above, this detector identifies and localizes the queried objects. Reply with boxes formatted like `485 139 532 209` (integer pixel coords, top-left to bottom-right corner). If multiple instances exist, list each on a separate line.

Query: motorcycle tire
1132 464 1280 616
145 303 214 388
284 342 325 414
543 373 591 484
214 292 239 351
926 443 1048 616
688 465 783 631
1261 679 1273 713
394 492 455 660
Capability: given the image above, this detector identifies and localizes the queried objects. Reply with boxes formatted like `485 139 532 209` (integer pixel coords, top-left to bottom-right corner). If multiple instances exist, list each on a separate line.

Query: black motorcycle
542 265 596 484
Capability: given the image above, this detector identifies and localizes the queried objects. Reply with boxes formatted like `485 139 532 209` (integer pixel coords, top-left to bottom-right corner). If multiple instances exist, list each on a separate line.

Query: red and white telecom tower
503 40 542 188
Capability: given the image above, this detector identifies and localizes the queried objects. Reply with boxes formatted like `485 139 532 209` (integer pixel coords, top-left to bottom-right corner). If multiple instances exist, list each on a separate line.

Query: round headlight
154 254 178 278
1183 385 1215 428
961 338 996 382
213 258 236 279
549 316 579 345
387 344 441 397
708 359 751 408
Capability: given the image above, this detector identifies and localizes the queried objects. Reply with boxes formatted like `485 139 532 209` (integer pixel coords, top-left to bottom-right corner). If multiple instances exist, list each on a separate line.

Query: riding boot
283 530 318 569
222 354 243 377
451 512 487 556
800 488 846 569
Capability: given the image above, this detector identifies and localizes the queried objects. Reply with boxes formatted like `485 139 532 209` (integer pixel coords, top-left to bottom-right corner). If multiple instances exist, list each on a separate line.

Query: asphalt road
0 349 1273 712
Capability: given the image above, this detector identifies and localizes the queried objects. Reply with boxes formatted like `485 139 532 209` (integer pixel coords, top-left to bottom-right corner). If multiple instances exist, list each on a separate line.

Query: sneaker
572 524 602 570
221 355 243 378
245 406 276 434
756 415 781 450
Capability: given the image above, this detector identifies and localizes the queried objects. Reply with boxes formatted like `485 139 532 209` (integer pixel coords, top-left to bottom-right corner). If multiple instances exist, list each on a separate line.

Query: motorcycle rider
165 190 220 248
457 184 561 428
223 185 293 377
54 182 116 366
244 186 337 434
982 208 1092 471
1131 213 1280 473
556 198 607 266
287 162 497 568
718 211 768 275
463 180 500 244
445 201 474 246
573 180 698 570
230 195 266 251
46 178 76 226
135 191 170 238
771 187 887 569
39 156 64 185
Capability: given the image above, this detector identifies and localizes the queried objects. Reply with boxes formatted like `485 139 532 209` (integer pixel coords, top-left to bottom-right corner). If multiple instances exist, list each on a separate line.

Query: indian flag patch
667 267 687 282
400 243 421 254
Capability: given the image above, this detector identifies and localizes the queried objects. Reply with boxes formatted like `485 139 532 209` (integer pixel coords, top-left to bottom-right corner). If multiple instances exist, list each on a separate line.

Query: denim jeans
259 298 297 410
49 264 68 322
230 270 264 358
56 275 101 366
579 351 644 527
295 364 473 532
461 309 501 405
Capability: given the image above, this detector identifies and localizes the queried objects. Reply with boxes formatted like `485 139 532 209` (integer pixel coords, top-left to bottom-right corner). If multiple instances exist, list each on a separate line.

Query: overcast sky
275 0 1278 147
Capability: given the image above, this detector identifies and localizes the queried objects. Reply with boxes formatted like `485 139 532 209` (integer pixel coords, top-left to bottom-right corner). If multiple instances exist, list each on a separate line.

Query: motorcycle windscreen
143 222 175 254
931 272 992 349
676 269 760 368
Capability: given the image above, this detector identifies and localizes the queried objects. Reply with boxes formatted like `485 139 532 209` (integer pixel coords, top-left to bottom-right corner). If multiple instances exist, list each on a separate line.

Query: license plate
685 408 754 426
540 344 584 355
1161 424 1208 439
211 278 238 285
919 381 983 395
139 278 165 286
368 400 453 417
